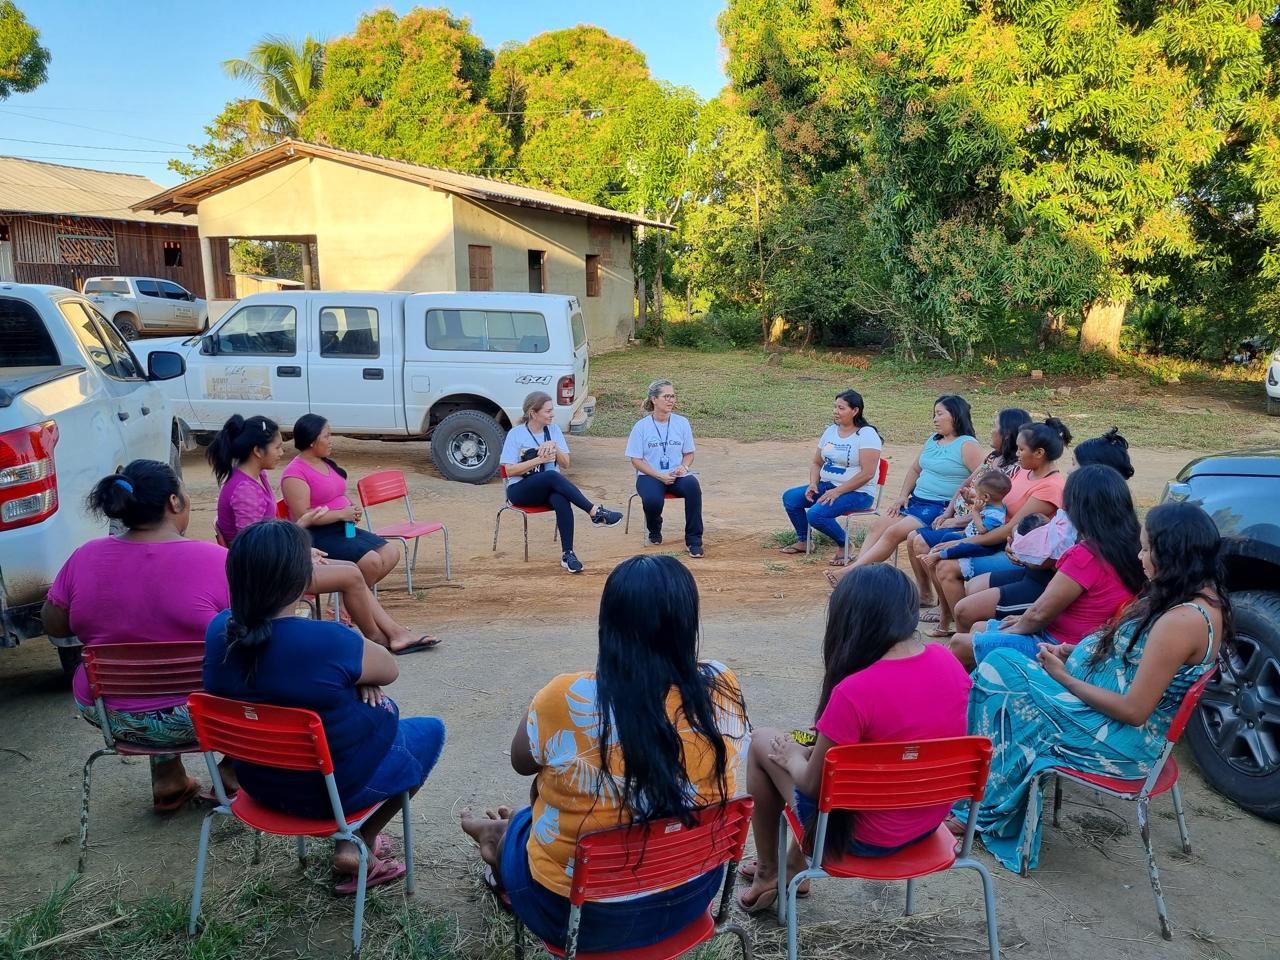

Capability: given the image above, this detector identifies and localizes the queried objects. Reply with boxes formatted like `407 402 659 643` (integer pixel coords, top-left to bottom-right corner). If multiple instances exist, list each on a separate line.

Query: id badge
660 457 670 470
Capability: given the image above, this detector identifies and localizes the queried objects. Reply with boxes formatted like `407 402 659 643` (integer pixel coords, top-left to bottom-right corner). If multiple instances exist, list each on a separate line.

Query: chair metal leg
297 835 307 865
1170 781 1192 854
252 832 263 864
493 508 505 552
904 877 916 916
188 809 218 936
399 537 416 595
521 513 530 562
776 810 790 926
785 870 820 960
1137 798 1173 941
77 747 113 873
441 526 451 581
401 791 416 895
719 922 754 960
1020 773 1045 876
625 493 635 534
1052 775 1063 827
510 914 526 960
954 857 1001 960
351 835 370 956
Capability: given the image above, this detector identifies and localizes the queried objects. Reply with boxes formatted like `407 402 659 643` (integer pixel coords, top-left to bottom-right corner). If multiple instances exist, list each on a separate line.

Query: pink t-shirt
48 537 229 711
1005 468 1065 517
280 456 351 515
1048 543 1137 645
815 644 972 847
215 469 275 545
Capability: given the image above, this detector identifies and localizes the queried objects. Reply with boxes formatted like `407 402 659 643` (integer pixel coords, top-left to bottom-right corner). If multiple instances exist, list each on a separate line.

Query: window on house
528 250 546 293
585 254 601 298
163 241 183 267
0 223 10 242
467 245 493 291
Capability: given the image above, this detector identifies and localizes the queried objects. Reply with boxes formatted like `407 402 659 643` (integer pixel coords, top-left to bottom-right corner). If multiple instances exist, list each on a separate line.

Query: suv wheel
1268 395 1279 417
430 410 504 483
113 314 139 340
1187 589 1280 822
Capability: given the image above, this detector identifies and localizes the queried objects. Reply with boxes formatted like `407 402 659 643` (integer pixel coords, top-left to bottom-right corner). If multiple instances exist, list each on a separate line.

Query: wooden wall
0 213 205 296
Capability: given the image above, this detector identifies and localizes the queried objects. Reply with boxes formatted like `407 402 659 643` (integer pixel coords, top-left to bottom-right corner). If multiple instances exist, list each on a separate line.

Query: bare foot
460 808 509 868
737 873 781 913
334 839 374 876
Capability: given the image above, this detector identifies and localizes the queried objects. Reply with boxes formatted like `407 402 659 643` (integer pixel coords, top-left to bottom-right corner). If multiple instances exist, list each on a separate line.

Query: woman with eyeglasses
626 379 704 558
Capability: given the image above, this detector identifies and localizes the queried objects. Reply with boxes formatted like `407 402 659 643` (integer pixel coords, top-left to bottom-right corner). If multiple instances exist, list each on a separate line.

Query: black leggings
507 470 594 552
636 474 704 544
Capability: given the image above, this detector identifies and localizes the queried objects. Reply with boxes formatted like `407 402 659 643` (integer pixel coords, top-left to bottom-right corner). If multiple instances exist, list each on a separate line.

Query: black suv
1165 450 1280 822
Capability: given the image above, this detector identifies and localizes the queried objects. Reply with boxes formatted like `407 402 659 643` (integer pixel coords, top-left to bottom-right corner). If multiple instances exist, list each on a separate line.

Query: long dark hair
221 520 312 684
87 459 183 530
993 408 1032 468
1019 417 1073 462
815 564 920 854
933 394 976 440
1075 427 1135 480
836 389 880 440
292 413 347 479
594 555 743 826
1089 502 1232 668
206 414 279 485
1064 465 1145 595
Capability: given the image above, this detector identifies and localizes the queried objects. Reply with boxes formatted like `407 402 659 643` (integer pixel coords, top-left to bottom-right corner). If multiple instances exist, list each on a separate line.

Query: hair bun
1104 427 1128 448
222 414 246 437
1044 416 1073 446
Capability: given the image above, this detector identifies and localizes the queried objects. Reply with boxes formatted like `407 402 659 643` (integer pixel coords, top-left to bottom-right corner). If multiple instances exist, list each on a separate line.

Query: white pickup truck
84 276 208 340
130 290 595 483
0 283 186 673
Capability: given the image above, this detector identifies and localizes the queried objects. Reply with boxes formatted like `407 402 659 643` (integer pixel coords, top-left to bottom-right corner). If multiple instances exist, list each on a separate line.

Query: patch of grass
589 345 1280 450
0 879 75 958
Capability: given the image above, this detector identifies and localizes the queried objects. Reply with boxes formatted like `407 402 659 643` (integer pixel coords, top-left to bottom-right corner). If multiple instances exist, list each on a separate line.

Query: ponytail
222 520 312 684
207 414 279 485
87 459 183 530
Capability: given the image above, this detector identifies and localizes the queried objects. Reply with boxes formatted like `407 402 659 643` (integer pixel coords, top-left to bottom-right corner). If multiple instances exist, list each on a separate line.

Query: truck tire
58 644 82 682
430 410 504 484
112 313 140 340
169 439 183 481
1268 395 1279 417
1186 589 1280 822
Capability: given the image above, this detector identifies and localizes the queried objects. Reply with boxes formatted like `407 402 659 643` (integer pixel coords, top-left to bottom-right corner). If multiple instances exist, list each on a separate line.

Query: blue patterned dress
962 603 1216 872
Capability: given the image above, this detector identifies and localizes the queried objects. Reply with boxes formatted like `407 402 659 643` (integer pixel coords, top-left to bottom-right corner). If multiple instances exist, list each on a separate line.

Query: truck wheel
113 314 140 340
1187 589 1280 822
57 645 82 682
430 410 504 483
1268 395 1279 417
169 439 183 481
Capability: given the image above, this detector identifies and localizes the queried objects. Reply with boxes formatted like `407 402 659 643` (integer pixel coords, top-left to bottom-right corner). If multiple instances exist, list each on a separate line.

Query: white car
84 276 208 340
1268 348 1280 416
130 290 595 483
0 283 185 673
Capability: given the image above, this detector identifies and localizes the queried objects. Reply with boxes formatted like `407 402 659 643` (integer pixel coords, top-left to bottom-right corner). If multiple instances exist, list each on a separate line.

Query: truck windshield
83 280 130 295
0 297 59 366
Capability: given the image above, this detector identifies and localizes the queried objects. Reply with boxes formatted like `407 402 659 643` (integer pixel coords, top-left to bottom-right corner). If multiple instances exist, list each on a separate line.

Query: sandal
334 857 406 896
153 777 201 814
779 543 806 555
736 886 779 915
828 556 850 567
919 608 941 623
738 860 810 897
925 627 954 639
824 570 841 589
394 635 441 655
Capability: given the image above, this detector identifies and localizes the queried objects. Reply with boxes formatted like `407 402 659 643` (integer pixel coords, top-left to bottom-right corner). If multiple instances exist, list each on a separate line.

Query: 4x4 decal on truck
515 374 552 385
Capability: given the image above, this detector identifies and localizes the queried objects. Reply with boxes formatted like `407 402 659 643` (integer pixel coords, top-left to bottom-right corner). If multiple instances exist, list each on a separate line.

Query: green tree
0 0 49 99
169 100 256 178
223 33 325 143
301 7 511 169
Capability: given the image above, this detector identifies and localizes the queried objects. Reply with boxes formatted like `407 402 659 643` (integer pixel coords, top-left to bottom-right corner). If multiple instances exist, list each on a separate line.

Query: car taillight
557 374 576 406
0 420 59 530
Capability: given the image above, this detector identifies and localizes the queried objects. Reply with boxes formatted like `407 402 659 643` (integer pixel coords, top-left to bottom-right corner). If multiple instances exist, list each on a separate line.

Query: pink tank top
279 456 351 515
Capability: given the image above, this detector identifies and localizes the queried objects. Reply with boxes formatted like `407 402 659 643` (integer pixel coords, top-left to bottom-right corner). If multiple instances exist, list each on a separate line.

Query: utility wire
0 135 183 154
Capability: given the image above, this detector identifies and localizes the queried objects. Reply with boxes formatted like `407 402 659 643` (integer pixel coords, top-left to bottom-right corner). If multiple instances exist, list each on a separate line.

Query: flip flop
824 570 840 589
828 556 850 567
153 777 201 814
737 860 810 897
919 608 942 623
736 886 779 915
393 635 441 655
778 543 806 555
374 834 394 860
334 857 406 896
925 627 954 639
197 786 238 805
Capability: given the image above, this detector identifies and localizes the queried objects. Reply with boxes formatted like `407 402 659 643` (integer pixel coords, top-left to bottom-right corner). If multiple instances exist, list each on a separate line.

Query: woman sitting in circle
459 555 749 953
500 391 622 574
626 379 704 557
737 564 971 913
42 460 237 811
949 464 1145 669
281 414 401 588
830 395 984 584
953 428 1135 633
780 389 882 564
204 521 445 893
208 414 438 654
907 407 1031 611
959 501 1225 872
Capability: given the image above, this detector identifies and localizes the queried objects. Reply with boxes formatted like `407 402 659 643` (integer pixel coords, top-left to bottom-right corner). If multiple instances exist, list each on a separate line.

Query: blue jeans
782 483 873 547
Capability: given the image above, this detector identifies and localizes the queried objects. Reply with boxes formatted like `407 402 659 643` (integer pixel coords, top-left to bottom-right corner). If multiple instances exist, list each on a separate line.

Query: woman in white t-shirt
625 379 704 558
500 391 623 574
780 390 883 564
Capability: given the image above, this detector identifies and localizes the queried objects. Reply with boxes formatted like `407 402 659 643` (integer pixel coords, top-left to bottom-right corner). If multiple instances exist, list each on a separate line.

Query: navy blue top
203 611 398 818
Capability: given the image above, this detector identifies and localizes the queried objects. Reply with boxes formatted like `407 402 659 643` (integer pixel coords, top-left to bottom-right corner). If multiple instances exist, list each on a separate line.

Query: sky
5 0 729 187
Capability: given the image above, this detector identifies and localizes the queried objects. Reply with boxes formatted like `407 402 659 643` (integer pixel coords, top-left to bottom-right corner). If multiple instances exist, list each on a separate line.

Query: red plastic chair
805 458 890 563
186 693 415 957
76 641 206 873
778 737 999 960
509 798 755 960
272 498 343 621
623 491 684 542
356 469 451 592
1020 665 1219 940
493 464 559 562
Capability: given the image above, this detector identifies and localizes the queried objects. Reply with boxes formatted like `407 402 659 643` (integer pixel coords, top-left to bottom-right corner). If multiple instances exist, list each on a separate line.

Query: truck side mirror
147 351 186 381
200 337 217 356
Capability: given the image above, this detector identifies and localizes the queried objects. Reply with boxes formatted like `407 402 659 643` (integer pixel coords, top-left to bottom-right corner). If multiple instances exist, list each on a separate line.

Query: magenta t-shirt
215 469 275 545
280 456 351 515
1048 543 1137 645
48 537 229 711
816 644 972 847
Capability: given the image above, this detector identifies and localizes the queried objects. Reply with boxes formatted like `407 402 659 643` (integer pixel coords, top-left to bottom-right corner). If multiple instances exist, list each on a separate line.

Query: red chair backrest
569 797 754 907
188 692 335 775
499 464 511 480
876 458 890 487
275 498 290 520
357 469 408 508
1166 665 1219 743
82 641 206 701
817 737 993 813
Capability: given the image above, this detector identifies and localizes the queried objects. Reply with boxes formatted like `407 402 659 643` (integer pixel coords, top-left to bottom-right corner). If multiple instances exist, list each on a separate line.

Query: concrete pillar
301 242 314 290
199 234 216 300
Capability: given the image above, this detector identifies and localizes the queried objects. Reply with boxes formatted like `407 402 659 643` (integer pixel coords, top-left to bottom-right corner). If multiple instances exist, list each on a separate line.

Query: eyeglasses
658 394 676 400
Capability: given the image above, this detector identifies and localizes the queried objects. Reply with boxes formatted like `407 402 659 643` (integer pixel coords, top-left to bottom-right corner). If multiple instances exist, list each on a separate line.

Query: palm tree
223 34 325 146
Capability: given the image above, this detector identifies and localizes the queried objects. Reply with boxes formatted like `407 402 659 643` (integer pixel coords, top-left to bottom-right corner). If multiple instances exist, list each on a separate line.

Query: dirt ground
1 436 1277 958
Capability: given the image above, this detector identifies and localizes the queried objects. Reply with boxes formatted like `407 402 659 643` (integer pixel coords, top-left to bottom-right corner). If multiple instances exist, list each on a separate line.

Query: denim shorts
343 716 446 812
972 619 1059 664
498 805 723 952
959 550 1020 579
903 496 949 527
792 791 935 858
916 527 966 549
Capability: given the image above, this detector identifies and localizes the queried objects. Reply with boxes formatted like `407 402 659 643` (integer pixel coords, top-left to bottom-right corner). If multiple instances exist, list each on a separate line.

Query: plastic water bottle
344 521 356 538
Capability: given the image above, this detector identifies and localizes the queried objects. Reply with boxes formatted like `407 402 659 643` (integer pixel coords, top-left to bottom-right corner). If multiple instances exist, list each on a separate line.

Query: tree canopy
0 0 48 100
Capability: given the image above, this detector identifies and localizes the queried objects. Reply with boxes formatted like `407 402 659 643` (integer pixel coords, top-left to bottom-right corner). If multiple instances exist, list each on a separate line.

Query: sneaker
687 542 704 559
646 530 663 546
591 507 623 527
561 551 584 574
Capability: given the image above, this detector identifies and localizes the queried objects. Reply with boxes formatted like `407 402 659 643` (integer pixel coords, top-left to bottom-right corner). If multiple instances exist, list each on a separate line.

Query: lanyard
528 425 550 449
650 415 672 453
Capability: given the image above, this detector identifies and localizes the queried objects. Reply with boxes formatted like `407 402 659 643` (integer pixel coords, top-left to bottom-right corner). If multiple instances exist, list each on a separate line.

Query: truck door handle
140 406 151 416
363 368 384 380
276 365 302 377
117 410 130 421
